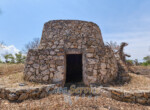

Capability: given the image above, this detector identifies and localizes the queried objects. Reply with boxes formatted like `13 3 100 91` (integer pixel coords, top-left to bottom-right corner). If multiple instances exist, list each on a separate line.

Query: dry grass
134 66 150 69
0 72 41 88
112 73 150 91
0 94 150 110
131 66 150 78
0 64 41 88
0 64 24 76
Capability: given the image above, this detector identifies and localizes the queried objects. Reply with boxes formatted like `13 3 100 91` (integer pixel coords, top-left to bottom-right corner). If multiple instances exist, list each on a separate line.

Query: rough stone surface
24 20 118 86
0 84 56 101
103 87 150 105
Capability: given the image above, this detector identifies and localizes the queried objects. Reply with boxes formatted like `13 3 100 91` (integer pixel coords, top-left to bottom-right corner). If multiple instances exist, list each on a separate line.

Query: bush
126 60 134 66
15 52 26 63
141 62 150 66
3 52 26 64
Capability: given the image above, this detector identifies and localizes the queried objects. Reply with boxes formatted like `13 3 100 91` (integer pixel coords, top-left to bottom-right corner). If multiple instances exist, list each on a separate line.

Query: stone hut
24 20 118 86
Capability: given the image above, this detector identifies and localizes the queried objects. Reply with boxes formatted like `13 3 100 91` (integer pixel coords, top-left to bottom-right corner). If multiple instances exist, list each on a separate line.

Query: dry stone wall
0 84 56 101
104 87 150 105
24 20 118 86
24 49 65 85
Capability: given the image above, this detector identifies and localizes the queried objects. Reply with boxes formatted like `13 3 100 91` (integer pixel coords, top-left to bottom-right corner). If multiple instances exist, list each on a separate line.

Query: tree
23 38 40 53
9 54 15 63
15 52 26 63
126 60 134 66
134 59 139 66
4 54 12 63
3 54 15 63
143 56 150 64
107 41 120 53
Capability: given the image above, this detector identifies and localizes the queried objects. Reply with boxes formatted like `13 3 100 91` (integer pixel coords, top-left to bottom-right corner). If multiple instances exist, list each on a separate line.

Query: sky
0 0 150 61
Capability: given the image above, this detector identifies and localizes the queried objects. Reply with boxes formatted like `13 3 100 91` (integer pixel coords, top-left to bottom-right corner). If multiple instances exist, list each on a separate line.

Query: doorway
66 54 82 83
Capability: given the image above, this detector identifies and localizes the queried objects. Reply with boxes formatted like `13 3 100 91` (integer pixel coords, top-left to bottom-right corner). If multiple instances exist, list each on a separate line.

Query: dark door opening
66 54 82 83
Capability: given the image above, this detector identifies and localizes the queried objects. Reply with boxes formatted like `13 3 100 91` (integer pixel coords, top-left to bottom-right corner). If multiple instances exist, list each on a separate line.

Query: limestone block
93 70 97 76
87 48 95 52
136 98 147 104
27 61 34 64
53 72 63 82
30 56 36 61
8 93 18 101
57 66 64 72
88 76 97 83
36 69 39 75
88 59 97 64
52 45 57 49
87 68 92 72
101 63 106 69
33 64 39 69
30 68 35 72
56 60 64 65
41 70 49 75
50 51 55 55
50 73 53 78
18 93 28 101
54 41 59 45
42 75 49 81
100 69 107 75
50 68 55 72
40 65 48 71
50 64 55 68
86 53 93 58
29 76 36 81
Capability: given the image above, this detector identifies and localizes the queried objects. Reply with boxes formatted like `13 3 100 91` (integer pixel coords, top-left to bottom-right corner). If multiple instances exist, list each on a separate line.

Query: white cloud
0 45 20 61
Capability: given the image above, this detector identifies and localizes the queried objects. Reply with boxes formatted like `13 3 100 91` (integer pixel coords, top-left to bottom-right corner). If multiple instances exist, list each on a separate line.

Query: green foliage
141 56 150 66
0 57 2 63
15 52 26 63
4 54 15 63
3 52 26 64
142 62 150 66
4 54 11 63
143 56 150 63
126 60 134 65
9 55 15 63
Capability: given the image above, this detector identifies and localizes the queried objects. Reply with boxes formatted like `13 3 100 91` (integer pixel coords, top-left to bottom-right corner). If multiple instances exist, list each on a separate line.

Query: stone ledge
102 87 150 105
1 83 149 105
0 84 58 102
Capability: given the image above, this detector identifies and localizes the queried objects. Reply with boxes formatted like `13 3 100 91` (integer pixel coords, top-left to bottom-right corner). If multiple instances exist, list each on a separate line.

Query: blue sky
0 0 150 61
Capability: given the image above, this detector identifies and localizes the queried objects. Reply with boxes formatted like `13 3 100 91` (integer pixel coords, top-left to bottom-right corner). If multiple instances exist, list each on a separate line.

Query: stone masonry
24 20 118 86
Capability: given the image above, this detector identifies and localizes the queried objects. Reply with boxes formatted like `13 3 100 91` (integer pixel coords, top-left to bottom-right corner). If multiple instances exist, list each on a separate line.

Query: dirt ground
1 94 150 110
0 65 150 110
133 66 150 78
111 73 150 91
